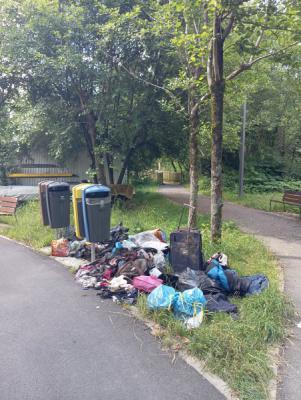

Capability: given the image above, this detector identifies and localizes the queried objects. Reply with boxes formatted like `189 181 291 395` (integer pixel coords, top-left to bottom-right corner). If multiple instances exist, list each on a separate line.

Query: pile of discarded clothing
74 227 269 329
75 228 169 304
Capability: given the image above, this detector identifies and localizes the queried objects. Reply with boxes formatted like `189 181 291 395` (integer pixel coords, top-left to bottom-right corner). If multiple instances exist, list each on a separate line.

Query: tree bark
208 14 225 242
117 147 135 184
81 116 97 183
106 153 115 185
86 111 107 185
210 80 224 241
188 95 200 229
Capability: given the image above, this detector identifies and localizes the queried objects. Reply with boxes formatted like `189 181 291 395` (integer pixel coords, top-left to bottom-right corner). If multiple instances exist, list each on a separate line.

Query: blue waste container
82 185 111 242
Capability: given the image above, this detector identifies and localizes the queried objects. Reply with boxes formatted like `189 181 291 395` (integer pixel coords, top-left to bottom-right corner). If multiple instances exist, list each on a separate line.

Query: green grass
0 201 55 248
0 187 292 399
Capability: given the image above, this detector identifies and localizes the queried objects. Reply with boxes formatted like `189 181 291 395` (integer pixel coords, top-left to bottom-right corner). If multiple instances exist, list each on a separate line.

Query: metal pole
91 243 96 262
239 101 247 197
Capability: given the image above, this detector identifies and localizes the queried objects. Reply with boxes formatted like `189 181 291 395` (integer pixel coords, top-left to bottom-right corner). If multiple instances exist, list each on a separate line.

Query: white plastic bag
185 308 204 330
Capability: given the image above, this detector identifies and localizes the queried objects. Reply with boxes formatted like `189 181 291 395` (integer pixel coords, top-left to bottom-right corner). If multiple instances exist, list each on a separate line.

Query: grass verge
0 187 292 399
195 176 299 214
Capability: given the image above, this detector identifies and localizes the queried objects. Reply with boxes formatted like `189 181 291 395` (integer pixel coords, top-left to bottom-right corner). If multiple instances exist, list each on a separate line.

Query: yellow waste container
72 183 93 239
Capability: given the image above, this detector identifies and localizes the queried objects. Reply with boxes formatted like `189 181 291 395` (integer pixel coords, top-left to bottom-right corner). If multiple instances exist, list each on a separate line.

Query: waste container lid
84 185 111 198
72 183 93 198
39 180 55 192
48 182 70 192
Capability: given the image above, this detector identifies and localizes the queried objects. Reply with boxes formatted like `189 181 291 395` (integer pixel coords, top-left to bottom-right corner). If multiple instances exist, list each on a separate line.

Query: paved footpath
0 236 224 400
159 185 301 400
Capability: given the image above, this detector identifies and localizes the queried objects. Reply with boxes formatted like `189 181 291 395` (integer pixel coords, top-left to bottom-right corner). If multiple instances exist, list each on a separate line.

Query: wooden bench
270 191 301 217
0 196 18 219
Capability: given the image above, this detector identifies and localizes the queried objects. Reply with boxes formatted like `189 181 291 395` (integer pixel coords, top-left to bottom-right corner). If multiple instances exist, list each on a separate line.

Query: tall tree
204 0 300 240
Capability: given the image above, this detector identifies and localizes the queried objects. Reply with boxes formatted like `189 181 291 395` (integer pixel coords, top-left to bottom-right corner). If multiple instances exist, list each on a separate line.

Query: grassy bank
0 188 291 399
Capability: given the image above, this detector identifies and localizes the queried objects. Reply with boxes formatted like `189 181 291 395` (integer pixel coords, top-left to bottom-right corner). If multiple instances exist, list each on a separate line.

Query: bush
201 166 301 195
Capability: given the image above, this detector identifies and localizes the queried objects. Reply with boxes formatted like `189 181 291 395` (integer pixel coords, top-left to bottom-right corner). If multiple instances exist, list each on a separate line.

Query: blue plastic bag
147 285 176 310
173 288 206 317
207 260 230 292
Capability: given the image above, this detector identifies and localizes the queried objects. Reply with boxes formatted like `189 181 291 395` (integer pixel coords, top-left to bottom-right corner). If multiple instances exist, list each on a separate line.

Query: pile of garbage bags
73 226 269 329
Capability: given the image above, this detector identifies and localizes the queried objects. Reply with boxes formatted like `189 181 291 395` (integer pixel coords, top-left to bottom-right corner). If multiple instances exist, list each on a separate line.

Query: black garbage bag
198 272 225 295
158 273 179 289
176 268 203 291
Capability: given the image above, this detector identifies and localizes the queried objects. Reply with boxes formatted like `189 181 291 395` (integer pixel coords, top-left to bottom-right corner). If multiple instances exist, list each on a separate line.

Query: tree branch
119 63 175 99
222 13 235 42
226 41 300 81
200 41 300 102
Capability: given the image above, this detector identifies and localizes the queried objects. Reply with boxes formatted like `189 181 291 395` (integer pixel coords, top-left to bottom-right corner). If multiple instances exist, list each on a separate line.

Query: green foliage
199 164 301 195
1 0 300 186
0 0 187 176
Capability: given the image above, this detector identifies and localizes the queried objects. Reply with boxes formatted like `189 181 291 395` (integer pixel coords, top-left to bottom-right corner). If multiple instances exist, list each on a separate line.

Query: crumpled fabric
112 288 139 305
116 258 148 279
152 252 166 270
97 287 138 304
77 276 97 289
205 293 238 314
109 275 132 291
237 274 269 296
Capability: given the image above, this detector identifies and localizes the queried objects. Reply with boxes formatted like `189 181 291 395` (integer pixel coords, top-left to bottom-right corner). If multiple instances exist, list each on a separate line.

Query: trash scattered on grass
53 224 269 329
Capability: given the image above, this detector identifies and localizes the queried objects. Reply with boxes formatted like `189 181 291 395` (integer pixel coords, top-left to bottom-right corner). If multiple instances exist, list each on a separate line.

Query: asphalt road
159 185 301 400
0 236 224 400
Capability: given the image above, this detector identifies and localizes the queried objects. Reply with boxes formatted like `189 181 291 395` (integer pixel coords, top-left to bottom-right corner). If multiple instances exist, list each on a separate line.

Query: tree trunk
208 14 225 242
86 112 107 185
210 81 224 241
188 95 200 229
117 148 134 184
81 117 97 183
171 159 178 172
106 153 115 185
96 157 107 185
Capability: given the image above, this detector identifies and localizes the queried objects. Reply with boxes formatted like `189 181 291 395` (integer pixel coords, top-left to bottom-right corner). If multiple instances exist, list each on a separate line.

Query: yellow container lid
72 183 93 199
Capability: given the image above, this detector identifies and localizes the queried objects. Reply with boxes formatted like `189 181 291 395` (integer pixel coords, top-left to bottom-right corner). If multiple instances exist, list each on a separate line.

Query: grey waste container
39 180 54 226
82 185 111 242
46 182 70 229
